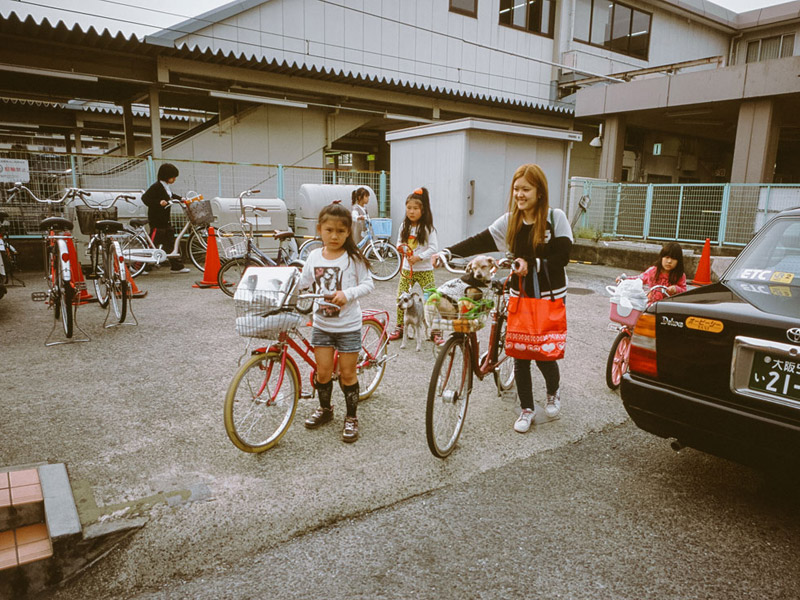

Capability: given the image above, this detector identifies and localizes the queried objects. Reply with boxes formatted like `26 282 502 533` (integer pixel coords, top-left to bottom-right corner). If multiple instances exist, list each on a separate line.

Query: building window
745 34 795 63
574 0 651 60
450 0 477 17
499 0 556 38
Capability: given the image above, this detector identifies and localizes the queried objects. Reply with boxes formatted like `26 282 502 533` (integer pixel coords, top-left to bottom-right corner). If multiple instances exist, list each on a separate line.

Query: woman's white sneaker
514 408 535 433
545 391 561 418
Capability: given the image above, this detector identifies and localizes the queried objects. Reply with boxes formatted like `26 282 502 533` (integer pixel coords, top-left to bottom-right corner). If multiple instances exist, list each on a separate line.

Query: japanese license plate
748 351 800 401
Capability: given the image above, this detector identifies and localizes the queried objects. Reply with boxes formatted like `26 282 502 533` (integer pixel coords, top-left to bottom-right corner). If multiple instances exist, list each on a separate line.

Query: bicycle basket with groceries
424 276 495 333
606 277 649 328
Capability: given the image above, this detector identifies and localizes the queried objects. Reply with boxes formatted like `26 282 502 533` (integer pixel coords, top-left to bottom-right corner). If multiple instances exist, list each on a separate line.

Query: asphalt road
4 261 794 598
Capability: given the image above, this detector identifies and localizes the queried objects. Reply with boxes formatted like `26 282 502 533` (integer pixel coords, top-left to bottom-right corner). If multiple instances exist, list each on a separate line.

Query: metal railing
569 179 800 247
0 151 391 235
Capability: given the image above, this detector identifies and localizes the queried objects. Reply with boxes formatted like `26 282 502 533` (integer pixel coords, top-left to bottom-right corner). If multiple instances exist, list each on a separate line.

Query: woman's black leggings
514 358 560 410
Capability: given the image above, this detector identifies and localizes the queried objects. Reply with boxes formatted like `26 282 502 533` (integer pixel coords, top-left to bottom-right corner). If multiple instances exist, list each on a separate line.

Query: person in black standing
141 163 189 273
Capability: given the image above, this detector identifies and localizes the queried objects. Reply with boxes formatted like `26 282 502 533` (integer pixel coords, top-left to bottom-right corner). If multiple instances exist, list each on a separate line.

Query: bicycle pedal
31 291 47 301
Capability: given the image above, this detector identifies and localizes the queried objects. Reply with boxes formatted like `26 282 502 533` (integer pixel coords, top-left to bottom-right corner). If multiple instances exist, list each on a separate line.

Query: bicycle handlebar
5 183 88 204
435 249 519 275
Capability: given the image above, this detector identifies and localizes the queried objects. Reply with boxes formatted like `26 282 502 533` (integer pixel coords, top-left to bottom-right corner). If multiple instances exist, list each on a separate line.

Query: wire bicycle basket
216 223 248 259
75 205 118 236
424 296 494 333
233 266 304 339
185 199 215 226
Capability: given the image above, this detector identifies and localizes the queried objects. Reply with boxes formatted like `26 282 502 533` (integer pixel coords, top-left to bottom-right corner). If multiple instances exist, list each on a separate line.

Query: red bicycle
605 278 669 390
224 268 392 452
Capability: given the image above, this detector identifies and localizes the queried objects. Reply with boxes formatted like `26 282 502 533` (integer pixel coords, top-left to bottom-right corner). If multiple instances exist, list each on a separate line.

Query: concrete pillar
64 132 72 154
122 101 136 157
598 115 626 182
149 87 162 158
731 99 779 183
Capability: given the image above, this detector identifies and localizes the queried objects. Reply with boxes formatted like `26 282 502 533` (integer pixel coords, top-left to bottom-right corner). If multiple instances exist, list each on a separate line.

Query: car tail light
629 313 657 378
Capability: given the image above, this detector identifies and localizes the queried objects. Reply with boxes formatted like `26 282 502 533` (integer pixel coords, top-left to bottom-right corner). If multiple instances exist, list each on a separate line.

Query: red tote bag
505 265 567 361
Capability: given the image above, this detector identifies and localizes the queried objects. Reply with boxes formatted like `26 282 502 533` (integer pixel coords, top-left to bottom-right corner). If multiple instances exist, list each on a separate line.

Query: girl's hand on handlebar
326 291 347 307
667 285 678 296
407 255 421 266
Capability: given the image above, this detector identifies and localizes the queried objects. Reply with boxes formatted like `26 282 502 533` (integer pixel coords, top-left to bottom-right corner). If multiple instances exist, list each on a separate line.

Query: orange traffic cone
125 264 148 298
691 238 713 286
66 235 93 304
193 225 221 289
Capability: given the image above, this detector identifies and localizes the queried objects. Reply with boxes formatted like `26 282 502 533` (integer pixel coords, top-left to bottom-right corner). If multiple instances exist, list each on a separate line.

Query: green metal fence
570 180 800 247
0 152 390 235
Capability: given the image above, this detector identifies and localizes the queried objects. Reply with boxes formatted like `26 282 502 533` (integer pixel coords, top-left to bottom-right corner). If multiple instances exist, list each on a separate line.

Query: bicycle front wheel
365 240 401 281
224 351 300 452
187 226 209 271
357 319 388 400
218 256 265 298
426 334 472 458
606 330 631 391
56 257 73 338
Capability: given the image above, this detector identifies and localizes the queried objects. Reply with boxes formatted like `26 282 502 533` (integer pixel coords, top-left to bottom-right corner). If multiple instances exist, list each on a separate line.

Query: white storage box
295 184 376 236
211 197 289 255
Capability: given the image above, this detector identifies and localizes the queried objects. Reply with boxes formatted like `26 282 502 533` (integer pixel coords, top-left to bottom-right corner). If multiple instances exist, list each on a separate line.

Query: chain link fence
0 151 390 235
569 179 800 248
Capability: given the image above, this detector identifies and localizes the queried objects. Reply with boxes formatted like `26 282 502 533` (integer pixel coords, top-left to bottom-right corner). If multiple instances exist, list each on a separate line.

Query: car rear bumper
620 375 800 468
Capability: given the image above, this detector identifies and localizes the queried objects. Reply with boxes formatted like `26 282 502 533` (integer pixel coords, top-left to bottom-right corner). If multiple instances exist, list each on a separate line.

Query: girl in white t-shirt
351 187 370 242
298 202 374 443
388 187 440 343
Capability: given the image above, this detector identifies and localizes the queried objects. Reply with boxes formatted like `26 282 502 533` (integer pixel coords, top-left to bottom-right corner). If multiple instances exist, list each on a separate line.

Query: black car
621 207 800 469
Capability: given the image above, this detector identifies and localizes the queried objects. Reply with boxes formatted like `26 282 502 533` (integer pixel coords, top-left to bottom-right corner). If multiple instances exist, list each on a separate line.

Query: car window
725 217 800 288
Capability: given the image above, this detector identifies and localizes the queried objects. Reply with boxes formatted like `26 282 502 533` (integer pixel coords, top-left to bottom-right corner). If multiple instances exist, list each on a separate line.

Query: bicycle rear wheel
56 257 73 338
357 319 388 400
224 351 300 452
91 241 110 308
119 232 150 278
426 334 472 458
298 239 322 262
491 315 515 393
606 330 631 391
108 245 127 323
187 226 209 271
365 240 401 281
218 256 265 297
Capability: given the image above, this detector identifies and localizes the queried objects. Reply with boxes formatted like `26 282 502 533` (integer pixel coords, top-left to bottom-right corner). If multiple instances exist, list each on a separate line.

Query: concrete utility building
0 0 798 209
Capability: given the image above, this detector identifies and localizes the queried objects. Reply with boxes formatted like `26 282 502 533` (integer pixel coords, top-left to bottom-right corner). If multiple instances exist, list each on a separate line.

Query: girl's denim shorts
311 327 362 353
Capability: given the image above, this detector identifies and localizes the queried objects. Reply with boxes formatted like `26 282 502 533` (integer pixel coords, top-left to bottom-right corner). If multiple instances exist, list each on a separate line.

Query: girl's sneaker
514 408 535 433
342 417 359 442
544 391 561 418
430 330 445 346
388 326 403 341
304 407 334 429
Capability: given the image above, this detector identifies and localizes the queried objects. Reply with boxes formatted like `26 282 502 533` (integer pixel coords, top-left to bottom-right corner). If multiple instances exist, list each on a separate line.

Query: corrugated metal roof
0 12 573 115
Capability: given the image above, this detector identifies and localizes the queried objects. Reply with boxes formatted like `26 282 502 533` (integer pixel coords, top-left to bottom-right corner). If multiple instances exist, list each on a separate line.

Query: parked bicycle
424 250 517 458
6 183 83 340
224 266 392 453
298 212 401 281
118 192 211 276
605 276 670 390
215 189 307 297
75 193 136 324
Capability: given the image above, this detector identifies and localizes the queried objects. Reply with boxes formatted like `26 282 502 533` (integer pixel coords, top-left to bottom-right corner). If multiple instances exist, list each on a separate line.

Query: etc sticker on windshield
738 269 795 284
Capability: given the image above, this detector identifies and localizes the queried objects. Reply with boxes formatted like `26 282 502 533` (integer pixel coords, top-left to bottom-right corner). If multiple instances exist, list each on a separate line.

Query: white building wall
176 0 559 109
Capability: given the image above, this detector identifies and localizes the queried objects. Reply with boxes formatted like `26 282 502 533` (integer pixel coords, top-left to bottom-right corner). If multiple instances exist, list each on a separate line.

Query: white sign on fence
0 158 30 183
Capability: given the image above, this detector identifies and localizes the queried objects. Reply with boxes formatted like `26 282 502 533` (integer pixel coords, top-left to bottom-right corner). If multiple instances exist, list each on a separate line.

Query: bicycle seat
40 216 73 231
273 230 294 241
95 220 125 234
129 218 149 227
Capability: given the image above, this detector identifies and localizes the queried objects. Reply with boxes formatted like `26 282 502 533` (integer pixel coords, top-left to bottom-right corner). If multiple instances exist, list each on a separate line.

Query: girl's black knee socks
341 382 359 418
316 379 334 409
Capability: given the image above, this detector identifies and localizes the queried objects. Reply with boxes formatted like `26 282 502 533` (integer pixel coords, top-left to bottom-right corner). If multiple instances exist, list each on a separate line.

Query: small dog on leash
433 255 496 318
397 286 427 352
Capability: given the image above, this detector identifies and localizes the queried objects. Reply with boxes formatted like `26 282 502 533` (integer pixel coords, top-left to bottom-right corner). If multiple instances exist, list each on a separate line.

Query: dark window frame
450 0 478 18
573 0 651 61
498 0 557 40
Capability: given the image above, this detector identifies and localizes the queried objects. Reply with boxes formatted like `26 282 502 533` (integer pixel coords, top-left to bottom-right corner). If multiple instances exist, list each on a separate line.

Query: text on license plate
749 352 800 401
